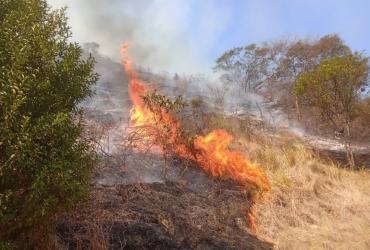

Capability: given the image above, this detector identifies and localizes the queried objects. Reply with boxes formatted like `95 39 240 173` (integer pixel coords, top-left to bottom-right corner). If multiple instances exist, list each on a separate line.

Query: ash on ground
57 158 273 249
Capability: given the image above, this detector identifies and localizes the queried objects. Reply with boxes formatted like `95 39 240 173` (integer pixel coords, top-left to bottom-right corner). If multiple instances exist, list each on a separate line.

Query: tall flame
121 43 150 127
121 43 270 229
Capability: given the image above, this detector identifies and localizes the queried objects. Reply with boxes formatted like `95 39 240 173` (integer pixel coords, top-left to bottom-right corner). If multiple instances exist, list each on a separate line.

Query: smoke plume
48 0 231 74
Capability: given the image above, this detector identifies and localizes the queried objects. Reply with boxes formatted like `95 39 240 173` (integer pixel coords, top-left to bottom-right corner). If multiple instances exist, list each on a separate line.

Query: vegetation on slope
214 35 370 166
249 135 370 249
0 0 98 248
1 0 369 249
184 107 370 249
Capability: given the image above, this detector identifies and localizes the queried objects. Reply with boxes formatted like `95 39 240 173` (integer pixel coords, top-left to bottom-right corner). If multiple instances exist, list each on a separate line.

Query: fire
121 43 150 127
121 43 270 229
194 130 270 192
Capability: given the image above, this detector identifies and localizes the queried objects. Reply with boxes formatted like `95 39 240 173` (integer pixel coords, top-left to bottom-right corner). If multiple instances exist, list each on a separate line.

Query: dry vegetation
229 122 370 250
184 94 370 249
57 181 273 250
62 104 370 249
58 65 370 249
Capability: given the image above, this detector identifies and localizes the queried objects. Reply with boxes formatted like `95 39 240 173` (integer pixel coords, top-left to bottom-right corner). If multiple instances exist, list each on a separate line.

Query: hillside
56 112 370 249
2 2 370 249
55 50 370 249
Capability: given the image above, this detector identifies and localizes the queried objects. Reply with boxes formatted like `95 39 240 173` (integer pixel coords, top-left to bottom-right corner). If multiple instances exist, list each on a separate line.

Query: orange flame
121 43 270 229
121 43 150 128
194 130 270 192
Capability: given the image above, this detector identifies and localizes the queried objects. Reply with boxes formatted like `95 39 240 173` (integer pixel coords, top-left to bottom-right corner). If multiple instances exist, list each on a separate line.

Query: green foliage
142 90 186 113
293 54 368 167
141 91 194 155
293 54 369 126
0 0 98 246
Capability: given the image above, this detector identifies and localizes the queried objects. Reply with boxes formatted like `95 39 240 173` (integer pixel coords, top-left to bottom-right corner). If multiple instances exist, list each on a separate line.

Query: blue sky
49 0 370 74
200 0 370 62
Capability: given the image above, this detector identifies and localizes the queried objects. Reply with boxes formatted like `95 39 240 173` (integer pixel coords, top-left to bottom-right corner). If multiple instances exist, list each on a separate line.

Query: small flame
121 43 270 229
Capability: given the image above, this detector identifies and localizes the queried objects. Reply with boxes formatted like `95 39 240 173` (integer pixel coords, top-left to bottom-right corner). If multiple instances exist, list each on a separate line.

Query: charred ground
57 175 272 249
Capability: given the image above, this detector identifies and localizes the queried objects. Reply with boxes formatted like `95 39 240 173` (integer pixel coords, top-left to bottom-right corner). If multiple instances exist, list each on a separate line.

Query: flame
121 43 150 127
194 130 270 192
121 43 270 229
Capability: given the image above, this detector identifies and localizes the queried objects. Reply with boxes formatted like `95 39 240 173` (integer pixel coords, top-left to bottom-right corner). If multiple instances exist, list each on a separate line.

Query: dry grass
85 103 370 249
186 107 370 249
236 132 370 250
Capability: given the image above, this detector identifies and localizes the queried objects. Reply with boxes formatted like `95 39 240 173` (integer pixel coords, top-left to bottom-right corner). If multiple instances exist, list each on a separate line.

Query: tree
275 35 351 119
213 35 351 120
0 0 98 247
293 54 369 167
278 35 350 78
214 44 271 92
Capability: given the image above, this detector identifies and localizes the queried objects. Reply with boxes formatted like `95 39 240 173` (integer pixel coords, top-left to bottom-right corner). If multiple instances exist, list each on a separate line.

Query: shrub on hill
0 0 98 247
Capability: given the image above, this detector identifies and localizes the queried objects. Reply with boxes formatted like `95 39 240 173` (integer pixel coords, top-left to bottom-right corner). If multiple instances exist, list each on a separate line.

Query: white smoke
47 0 231 74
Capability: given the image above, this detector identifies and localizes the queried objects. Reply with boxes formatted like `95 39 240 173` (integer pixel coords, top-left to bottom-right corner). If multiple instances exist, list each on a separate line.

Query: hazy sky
48 0 370 74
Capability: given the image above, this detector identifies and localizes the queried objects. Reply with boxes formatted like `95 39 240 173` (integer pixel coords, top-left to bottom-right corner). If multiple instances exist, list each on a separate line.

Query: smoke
47 0 231 74
47 0 308 145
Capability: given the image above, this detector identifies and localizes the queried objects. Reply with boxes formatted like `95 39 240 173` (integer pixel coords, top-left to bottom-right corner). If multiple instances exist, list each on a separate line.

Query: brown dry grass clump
236 131 370 250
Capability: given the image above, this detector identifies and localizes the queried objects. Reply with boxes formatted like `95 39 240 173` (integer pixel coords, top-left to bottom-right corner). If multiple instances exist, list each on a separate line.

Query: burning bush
121 44 270 228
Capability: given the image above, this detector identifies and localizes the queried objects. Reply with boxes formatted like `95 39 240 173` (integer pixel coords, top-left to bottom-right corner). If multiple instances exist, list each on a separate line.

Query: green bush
0 0 98 246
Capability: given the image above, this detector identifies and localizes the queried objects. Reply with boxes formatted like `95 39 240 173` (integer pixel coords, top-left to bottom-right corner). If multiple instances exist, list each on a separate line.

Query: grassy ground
181 104 370 249
234 129 370 250
65 105 370 249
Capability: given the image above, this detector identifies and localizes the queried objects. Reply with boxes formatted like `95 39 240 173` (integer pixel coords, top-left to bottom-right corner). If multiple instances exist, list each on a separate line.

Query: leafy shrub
0 0 98 246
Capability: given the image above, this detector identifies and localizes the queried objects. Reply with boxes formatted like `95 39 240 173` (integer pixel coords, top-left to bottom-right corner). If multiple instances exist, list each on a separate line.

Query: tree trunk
344 122 355 168
295 96 301 121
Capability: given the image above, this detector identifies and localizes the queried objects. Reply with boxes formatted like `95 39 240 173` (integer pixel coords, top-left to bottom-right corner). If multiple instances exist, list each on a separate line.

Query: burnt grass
57 180 273 250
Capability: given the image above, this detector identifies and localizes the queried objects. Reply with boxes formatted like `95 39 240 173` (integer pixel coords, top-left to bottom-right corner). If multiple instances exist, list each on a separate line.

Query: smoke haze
48 0 231 74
